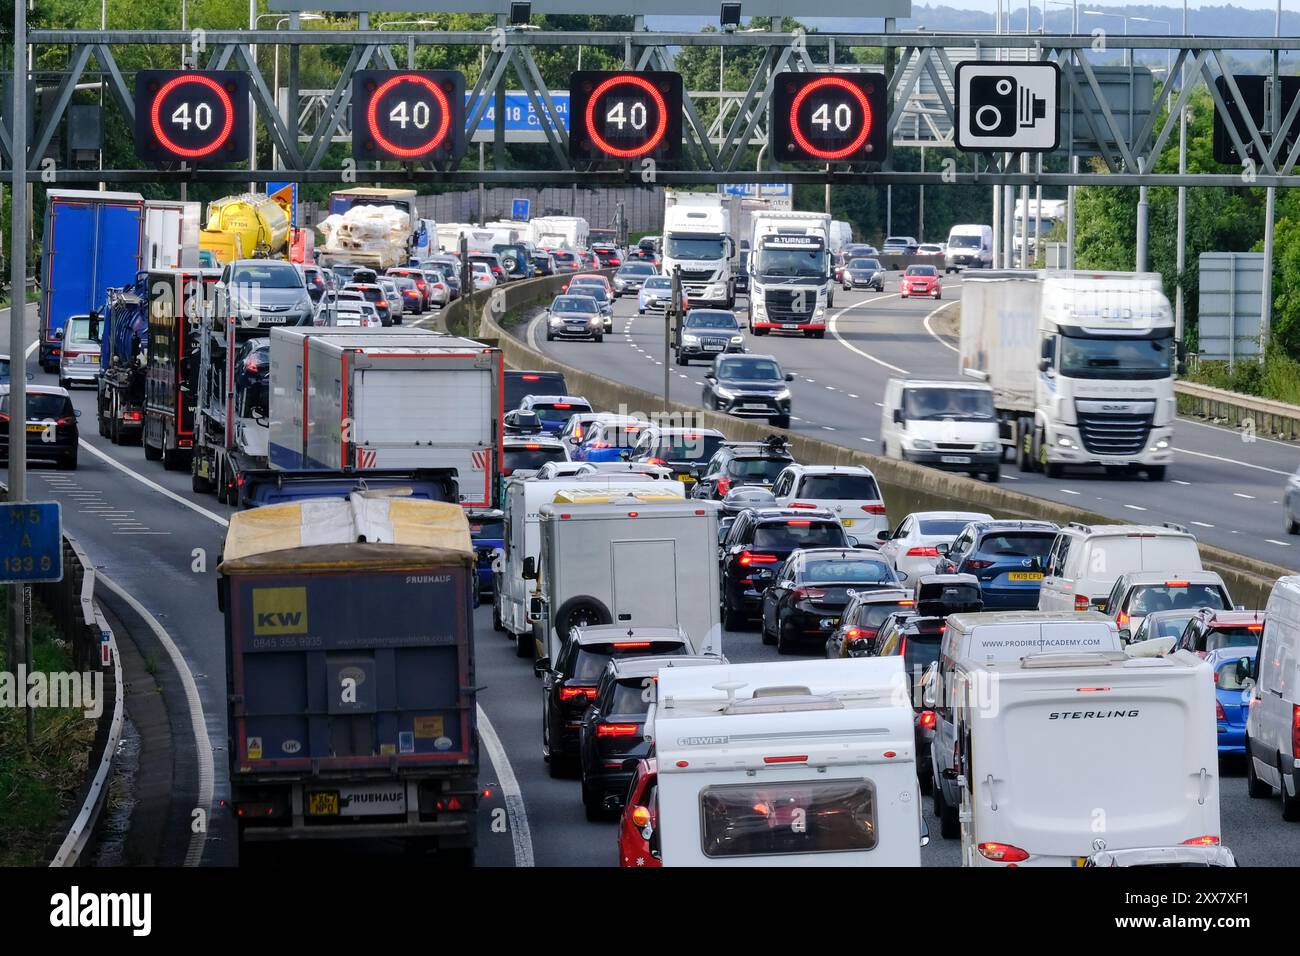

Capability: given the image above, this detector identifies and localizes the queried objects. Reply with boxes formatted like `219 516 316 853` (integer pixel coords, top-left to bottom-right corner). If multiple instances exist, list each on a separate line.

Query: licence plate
25 423 45 433
842 518 855 527
941 455 972 464
1073 856 1089 867
705 343 723 351
1008 572 1043 582
307 792 340 816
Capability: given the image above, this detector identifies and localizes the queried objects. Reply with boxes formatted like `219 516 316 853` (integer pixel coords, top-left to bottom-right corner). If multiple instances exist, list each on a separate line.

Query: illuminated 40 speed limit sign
772 72 889 164
134 70 250 164
353 70 467 162
569 71 683 163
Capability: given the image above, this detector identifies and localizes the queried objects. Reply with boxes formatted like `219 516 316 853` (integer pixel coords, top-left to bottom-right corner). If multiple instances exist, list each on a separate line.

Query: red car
900 265 942 299
563 273 612 295
618 758 661 868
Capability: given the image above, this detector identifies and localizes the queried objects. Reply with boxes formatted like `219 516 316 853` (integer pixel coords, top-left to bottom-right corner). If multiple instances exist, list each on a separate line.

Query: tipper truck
39 189 146 372
960 270 1179 481
747 211 835 336
662 192 739 308
218 493 480 860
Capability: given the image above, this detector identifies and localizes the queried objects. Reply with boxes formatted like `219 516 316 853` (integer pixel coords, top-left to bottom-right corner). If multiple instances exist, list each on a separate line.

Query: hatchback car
550 249 580 272
675 309 745 365
537 624 691 776
934 519 1059 609
0 385 80 469
703 353 794 428
690 436 795 500
876 511 994 582
1105 570 1234 640
57 313 102 388
505 370 569 412
883 236 920 255
1127 607 1202 647
469 253 509 284
842 257 886 291
619 759 661 867
502 437 570 479
469 262 496 292
627 425 728 487
1172 608 1263 658
329 300 383 328
638 275 684 314
578 655 724 819
826 588 914 658
900 265 941 299
544 295 605 342
518 395 595 435
564 273 613 296
770 464 889 540
299 264 329 303
613 262 657 297
718 507 850 629
343 282 393 325
591 244 623 269
571 418 649 464
760 548 901 654
1209 647 1256 756
390 274 423 314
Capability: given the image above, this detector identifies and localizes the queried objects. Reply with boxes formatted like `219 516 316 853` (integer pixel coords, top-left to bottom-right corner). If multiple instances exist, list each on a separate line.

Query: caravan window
699 780 878 858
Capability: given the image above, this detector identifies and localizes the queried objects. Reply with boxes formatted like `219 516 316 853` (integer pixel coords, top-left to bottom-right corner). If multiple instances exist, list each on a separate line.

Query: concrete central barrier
477 275 1290 608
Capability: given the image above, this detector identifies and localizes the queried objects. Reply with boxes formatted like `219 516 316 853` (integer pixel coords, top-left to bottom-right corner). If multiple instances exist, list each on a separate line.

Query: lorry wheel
1246 747 1272 798
676 352 688 366
1147 465 1166 482
771 415 791 429
492 603 504 632
144 440 163 462
514 631 533 659
1282 761 1300 822
937 785 960 839
814 330 825 339
162 448 184 471
752 327 768 336
192 468 214 494
1017 426 1033 473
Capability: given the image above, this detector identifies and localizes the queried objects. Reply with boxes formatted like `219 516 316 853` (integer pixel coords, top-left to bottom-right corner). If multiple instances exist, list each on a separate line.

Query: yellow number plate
1008 572 1043 582
677 473 696 484
1073 856 1089 867
307 792 339 816
842 518 855 527
25 423 45 433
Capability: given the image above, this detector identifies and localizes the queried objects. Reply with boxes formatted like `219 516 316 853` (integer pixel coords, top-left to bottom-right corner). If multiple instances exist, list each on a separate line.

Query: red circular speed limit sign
135 70 249 164
352 70 467 163
569 71 683 163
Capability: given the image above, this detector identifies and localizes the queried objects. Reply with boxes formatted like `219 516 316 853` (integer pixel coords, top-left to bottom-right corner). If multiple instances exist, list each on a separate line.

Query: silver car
215 259 315 328
544 295 605 342
58 313 103 388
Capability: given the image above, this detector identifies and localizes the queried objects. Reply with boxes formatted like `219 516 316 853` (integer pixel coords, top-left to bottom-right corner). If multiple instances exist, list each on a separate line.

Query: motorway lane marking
1061 489 1081 495
1266 539 1292 547
1173 447 1292 477
1125 504 1148 511
923 300 961 354
476 707 535 868
1233 492 1256 499
848 393 859 399
97 570 213 867
1191 521 1215 528
1173 479 1191 485
79 440 231 528
826 293 909 375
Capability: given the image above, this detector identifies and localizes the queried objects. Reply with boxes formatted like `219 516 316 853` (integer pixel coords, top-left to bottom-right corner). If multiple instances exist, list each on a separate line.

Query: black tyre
1283 765 1300 822
515 628 534 659
772 415 790 429
57 453 77 471
594 333 604 343
553 596 612 643
192 468 214 495
1147 465 1167 482
1246 746 1272 798
582 779 606 822
1287 511 1300 535
775 620 795 655
722 593 746 632
1016 423 1033 472
144 439 163 461
937 783 960 839
676 351 688 366
162 448 185 471
985 469 1000 483
753 327 768 336
492 602 504 633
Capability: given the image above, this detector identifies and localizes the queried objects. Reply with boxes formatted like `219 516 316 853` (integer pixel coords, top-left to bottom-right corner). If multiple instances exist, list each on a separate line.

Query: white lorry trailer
530 216 590 252
534 494 722 663
747 211 835 336
143 200 201 269
960 270 1178 481
651 657 924 867
662 191 740 308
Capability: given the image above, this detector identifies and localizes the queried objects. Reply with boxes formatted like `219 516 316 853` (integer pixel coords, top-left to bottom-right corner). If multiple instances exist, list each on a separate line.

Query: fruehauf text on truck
960 270 1179 481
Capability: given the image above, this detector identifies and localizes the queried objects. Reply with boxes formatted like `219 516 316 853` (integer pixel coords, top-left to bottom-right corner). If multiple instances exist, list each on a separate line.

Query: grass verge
1185 351 1300 407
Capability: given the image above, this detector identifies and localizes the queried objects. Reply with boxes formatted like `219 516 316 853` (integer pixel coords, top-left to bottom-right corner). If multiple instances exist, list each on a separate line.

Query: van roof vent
723 694 844 715
1019 651 1117 669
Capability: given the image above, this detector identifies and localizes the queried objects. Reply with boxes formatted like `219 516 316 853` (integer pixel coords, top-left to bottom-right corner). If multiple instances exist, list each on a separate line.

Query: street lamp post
1131 16 1171 77
250 12 324 180
380 19 439 68
1048 0 1079 268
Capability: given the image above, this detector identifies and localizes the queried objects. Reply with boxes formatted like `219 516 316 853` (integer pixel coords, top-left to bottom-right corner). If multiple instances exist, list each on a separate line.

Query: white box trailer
496 476 685 644
651 657 923 867
535 495 722 662
144 200 201 269
949 645 1219 867
530 216 589 251
267 328 503 507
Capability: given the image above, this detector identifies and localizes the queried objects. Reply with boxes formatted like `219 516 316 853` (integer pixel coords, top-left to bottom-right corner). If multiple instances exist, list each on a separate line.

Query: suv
703 353 794 428
675 309 745 365
216 259 315 327
536 624 691 777
690 437 795 500
0 385 80 469
770 464 889 542
717 507 849 629
1038 523 1202 613
934 519 1059 610
505 370 568 411
1103 570 1234 641
1174 608 1264 658
519 395 594 435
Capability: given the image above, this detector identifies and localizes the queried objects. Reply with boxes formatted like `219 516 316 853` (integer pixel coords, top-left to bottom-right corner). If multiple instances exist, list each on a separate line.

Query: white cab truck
943 637 1219 867
530 216 590 252
651 657 923 867
747 211 835 336
534 493 721 662
495 476 685 648
662 192 740 308
960 270 1178 481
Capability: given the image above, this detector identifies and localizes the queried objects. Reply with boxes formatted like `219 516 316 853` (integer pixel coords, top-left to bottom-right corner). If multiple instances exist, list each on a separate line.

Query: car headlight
1154 438 1170 450
910 438 935 451
589 316 602 326
815 308 825 318
549 315 563 326
682 334 700 345
774 388 791 401
730 335 743 345
714 386 737 400
978 441 999 453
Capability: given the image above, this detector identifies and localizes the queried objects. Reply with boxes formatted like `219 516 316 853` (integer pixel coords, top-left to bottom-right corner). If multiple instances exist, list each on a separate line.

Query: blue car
572 417 650 463
518 394 594 435
1208 647 1256 756
935 519 1059 610
467 508 505 598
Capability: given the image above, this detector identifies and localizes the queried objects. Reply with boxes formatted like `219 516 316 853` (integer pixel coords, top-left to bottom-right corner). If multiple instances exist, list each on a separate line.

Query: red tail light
1215 700 1226 722
1074 594 1091 611
434 797 464 811
965 559 993 570
613 641 651 649
597 723 639 738
377 299 388 308
559 686 598 702
1117 611 1130 629
1182 835 1221 846
738 551 778 566
862 504 887 515
793 588 826 601
787 520 812 527
123 411 143 422
56 416 75 427
789 501 818 509
906 546 940 557
609 258 621 265
522 374 541 381
716 477 732 496
1292 704 1300 761
645 457 667 466
552 403 572 409
977 842 1030 863
0 413 9 423
918 710 937 730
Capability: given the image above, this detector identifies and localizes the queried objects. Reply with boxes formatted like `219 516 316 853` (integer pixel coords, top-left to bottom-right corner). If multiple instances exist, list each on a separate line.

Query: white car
769 464 890 540
332 301 383 328
876 510 994 581
470 261 496 291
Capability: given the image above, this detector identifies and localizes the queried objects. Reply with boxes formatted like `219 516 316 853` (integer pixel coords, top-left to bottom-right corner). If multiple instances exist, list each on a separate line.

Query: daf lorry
662 192 739 309
960 270 1178 481
219 493 480 861
747 211 834 337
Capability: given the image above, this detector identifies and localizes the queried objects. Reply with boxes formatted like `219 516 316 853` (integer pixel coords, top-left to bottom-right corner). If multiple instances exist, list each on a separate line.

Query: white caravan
651 657 923 867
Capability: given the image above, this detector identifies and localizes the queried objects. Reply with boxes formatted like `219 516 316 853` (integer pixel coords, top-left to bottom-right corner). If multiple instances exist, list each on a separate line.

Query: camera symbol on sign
970 75 1048 138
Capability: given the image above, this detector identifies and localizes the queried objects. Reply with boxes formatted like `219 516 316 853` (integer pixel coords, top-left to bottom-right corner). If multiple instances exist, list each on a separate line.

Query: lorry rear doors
612 539 677 627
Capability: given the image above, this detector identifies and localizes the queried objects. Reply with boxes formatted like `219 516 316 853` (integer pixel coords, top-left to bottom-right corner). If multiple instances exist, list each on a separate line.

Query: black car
842 258 886 291
690 436 795 500
875 615 946 790
504 370 569 411
718 507 849 629
760 548 901 654
578 655 724 820
299 264 329 303
591 244 623 268
675 309 745 366
530 253 556 277
504 408 545 436
703 354 793 428
0 386 80 469
826 588 913 658
536 624 691 777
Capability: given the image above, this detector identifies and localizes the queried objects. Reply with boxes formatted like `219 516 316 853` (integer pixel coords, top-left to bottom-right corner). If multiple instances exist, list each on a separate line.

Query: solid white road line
1266 539 1292 547
827 293 909 375
476 707 535 867
923 300 961 354
96 570 213 867
1166 450 1290 477
1191 521 1215 528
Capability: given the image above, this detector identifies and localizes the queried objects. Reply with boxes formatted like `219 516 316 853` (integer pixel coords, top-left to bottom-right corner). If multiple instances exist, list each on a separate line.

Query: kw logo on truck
252 587 309 634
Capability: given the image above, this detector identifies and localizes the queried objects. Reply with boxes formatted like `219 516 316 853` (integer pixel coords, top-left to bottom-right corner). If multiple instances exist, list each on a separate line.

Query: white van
927 611 1123 835
1037 523 1202 613
534 494 721 662
880 378 1001 482
1245 575 1300 821
950 645 1219 866
944 224 993 272
495 475 684 653
651 657 923 867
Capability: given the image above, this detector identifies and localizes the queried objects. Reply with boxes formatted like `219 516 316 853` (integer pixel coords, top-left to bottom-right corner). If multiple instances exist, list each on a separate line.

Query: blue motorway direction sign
467 91 570 142
512 198 531 221
0 502 63 583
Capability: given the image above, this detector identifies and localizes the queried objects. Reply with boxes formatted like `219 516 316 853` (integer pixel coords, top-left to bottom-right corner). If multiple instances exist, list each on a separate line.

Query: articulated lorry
219 493 480 861
747 211 835 337
40 190 146 372
960 270 1178 481
662 192 740 309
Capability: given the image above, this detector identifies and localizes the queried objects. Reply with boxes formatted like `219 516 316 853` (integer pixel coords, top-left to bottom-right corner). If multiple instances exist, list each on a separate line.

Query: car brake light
1117 611 1130 628
613 642 651 649
738 552 778 566
1292 704 1300 760
597 723 639 738
762 755 808 764
716 477 732 496
1247 623 1263 632
553 403 572 409
523 374 540 381
559 686 598 702
377 299 388 308
787 520 811 527
965 559 993 570
789 502 818 509
525 443 541 450
794 588 826 600
906 546 940 557
645 457 667 466
1215 700 1226 722
1182 835 1221 846
977 842 1030 863
919 710 937 730
123 411 143 422
1074 594 1091 611
56 417 75 426
862 504 887 515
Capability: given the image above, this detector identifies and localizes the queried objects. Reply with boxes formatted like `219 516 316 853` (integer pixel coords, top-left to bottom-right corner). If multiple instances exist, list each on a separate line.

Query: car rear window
503 446 567 473
797 474 880 500
726 458 789 482
505 372 568 410
650 434 724 462
1216 658 1254 690
974 532 1055 560
532 402 593 422
801 558 894 584
918 519 975 536
469 518 504 540
753 521 847 551
574 642 685 680
3 394 73 418
1204 626 1261 652
610 679 655 716
1127 583 1227 615
903 630 943 676
858 601 912 630
700 781 878 858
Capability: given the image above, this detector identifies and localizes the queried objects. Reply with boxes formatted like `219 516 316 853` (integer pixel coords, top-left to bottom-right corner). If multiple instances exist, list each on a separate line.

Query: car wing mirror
921 662 939 708
892 408 904 424
934 543 950 556
522 556 537 580
532 657 550 678
785 372 795 382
